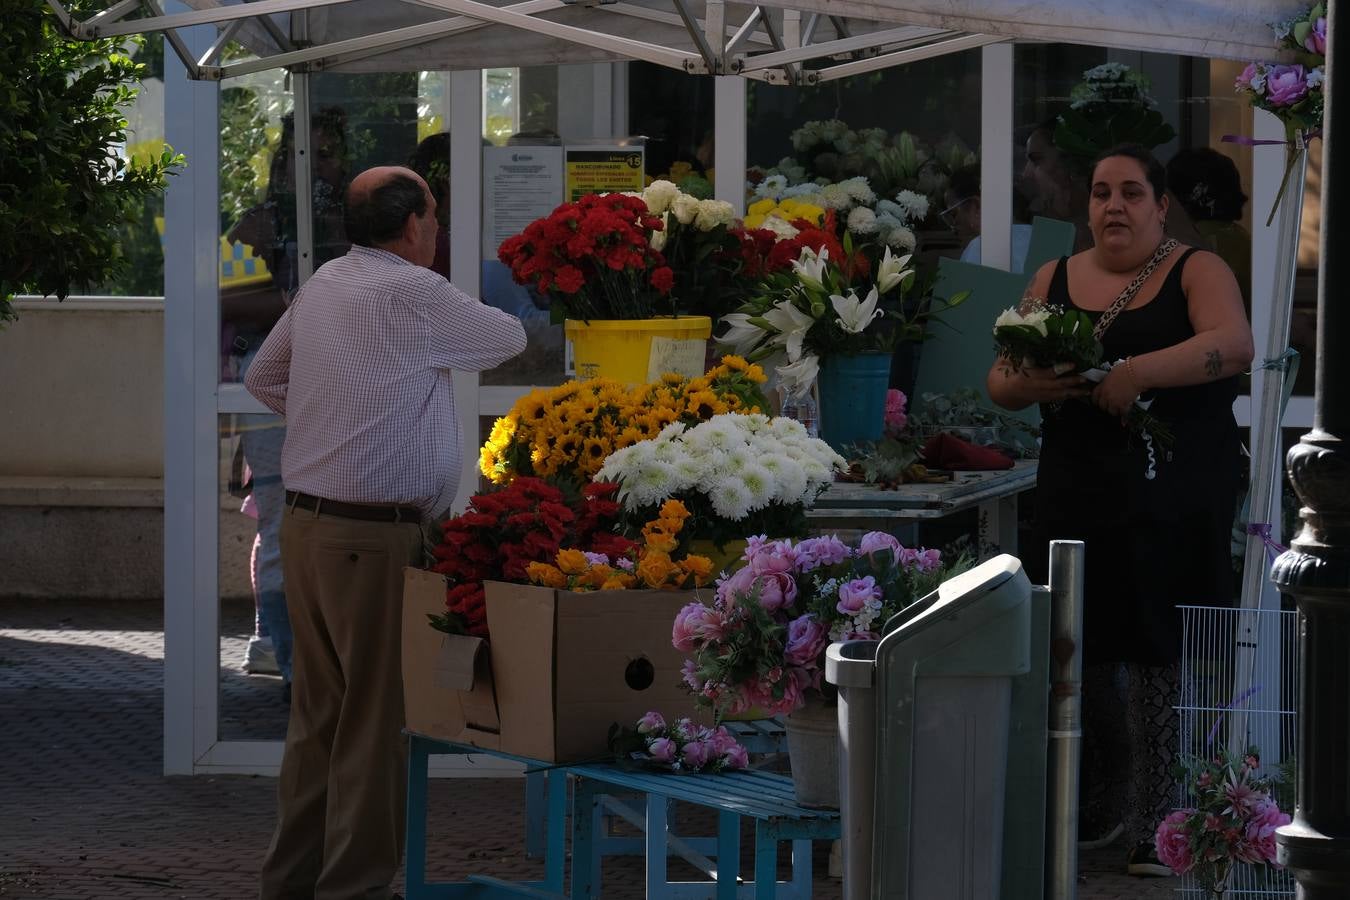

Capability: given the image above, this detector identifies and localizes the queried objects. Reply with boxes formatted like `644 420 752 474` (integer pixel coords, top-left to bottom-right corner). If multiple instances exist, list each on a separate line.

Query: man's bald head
344 166 432 249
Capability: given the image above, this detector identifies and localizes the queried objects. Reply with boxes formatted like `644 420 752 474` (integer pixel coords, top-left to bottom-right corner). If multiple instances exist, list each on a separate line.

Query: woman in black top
987 144 1254 876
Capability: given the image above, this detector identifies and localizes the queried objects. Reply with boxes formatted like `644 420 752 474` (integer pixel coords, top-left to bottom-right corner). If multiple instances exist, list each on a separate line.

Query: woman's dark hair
1166 147 1248 222
345 174 427 247
1089 143 1167 201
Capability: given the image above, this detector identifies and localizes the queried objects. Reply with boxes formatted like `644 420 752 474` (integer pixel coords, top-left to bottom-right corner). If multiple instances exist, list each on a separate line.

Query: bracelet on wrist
1125 356 1143 392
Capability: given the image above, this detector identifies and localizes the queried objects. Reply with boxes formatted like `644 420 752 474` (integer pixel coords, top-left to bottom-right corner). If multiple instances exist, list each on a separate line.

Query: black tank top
1040 247 1241 457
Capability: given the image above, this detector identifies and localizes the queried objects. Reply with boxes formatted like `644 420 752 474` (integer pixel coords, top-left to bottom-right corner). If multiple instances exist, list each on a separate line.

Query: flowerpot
566 316 712 385
783 695 840 809
817 353 892 453
686 538 748 577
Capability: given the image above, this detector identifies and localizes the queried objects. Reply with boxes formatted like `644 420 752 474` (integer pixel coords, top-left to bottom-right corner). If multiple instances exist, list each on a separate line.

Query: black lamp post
1271 6 1350 898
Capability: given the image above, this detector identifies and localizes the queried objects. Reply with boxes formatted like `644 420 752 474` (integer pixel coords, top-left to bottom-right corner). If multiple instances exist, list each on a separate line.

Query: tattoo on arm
1204 349 1223 378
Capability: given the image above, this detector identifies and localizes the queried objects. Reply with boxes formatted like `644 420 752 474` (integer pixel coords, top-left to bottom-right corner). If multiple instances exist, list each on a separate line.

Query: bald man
246 166 526 900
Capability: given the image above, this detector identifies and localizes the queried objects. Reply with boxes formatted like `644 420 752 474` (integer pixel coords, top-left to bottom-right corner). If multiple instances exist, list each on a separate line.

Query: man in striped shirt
246 165 526 900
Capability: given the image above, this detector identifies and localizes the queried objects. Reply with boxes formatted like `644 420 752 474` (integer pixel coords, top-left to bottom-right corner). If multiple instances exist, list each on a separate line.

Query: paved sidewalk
0 598 1173 899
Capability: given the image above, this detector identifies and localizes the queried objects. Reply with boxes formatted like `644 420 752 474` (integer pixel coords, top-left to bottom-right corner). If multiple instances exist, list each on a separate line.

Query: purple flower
1305 16 1326 56
721 744 750 770
583 551 610 566
1264 64 1310 107
837 576 880 615
784 614 830 666
681 739 713 770
636 711 666 734
793 536 851 571
916 548 941 573
1240 798 1291 864
681 658 704 691
1154 809 1194 874
672 602 725 652
857 531 903 561
708 727 740 755
755 572 798 612
748 540 797 576
1235 62 1265 94
715 564 758 604
615 557 635 572
648 737 677 762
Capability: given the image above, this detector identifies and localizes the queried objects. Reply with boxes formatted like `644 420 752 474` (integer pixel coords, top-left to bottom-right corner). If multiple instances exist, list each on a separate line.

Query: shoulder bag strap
1092 238 1179 340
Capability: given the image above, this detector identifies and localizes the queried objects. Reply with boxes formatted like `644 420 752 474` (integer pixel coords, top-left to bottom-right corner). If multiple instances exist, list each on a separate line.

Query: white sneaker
242 635 279 675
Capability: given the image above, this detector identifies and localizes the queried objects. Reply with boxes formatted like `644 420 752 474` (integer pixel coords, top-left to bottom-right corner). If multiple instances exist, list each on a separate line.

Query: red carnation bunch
497 192 677 321
428 477 635 638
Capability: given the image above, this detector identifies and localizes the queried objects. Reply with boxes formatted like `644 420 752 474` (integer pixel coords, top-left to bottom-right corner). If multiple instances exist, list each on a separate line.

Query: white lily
875 246 913 295
791 246 829 291
776 353 821 398
830 286 883 334
717 313 766 357
762 299 817 361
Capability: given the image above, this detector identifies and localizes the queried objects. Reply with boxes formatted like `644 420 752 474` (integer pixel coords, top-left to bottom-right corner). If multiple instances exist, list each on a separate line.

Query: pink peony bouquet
883 388 908 434
1235 3 1326 143
1154 746 1291 896
631 711 749 774
672 532 970 718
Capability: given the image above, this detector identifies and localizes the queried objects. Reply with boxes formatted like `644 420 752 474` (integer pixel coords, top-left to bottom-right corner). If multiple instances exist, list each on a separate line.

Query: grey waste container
826 554 1033 900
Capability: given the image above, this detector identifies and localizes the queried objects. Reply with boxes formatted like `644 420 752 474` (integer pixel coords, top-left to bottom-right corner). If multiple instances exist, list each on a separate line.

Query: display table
405 733 837 900
807 460 1038 558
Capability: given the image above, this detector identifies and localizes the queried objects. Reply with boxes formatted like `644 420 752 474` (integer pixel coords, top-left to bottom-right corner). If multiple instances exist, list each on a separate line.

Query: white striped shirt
245 245 527 520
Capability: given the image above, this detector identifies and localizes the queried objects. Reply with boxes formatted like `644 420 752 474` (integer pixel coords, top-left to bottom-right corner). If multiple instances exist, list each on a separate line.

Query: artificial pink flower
837 576 880 615
672 602 725 652
754 572 798 612
1235 61 1263 92
1239 799 1291 865
858 531 903 561
648 737 677 762
884 388 908 432
748 541 797 576
1155 809 1196 874
637 711 666 734
1265 64 1310 107
784 614 830 666
1305 16 1327 56
793 536 851 571
721 743 750 770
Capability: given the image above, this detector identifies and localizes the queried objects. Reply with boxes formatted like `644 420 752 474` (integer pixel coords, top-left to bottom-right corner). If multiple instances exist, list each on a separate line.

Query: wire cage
1175 604 1299 898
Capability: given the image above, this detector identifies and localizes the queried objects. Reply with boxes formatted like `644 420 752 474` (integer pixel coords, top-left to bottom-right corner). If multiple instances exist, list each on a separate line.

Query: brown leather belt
285 490 421 524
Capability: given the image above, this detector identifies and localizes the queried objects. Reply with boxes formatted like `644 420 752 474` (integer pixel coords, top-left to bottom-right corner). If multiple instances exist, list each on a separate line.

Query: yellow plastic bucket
565 316 712 384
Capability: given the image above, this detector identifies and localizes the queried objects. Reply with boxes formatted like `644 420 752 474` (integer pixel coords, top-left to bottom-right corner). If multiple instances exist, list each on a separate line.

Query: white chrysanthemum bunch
595 413 846 522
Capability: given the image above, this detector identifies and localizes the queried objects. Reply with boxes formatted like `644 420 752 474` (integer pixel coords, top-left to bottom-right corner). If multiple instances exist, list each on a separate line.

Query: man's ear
401 210 420 245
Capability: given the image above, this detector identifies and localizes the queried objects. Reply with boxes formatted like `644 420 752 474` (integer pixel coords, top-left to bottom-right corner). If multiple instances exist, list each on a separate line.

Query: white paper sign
482 145 564 260
646 337 707 382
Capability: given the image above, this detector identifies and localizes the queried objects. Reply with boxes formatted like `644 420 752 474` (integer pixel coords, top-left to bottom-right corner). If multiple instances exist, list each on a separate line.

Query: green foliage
0 1 182 322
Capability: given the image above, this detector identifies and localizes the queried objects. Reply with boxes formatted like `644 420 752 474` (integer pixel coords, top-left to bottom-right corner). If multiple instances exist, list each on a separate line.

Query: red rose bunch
497 192 677 321
428 477 635 638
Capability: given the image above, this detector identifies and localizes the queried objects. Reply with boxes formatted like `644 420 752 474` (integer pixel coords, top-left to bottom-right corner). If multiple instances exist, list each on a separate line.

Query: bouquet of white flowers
594 412 848 549
993 299 1173 478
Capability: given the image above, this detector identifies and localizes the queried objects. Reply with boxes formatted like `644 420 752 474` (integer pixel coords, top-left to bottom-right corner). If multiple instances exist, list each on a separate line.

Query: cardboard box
402 568 704 762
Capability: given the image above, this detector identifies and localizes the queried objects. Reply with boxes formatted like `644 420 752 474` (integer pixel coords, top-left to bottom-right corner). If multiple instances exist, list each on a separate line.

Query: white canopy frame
51 0 1305 773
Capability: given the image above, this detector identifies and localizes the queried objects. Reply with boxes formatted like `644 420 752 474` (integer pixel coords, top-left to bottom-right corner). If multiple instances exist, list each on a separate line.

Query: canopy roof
52 0 1304 82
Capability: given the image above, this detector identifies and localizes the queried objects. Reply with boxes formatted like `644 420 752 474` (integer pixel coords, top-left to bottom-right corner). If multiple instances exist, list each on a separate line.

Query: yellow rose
679 555 713 586
555 548 590 576
659 499 690 521
527 562 567 589
636 551 676 588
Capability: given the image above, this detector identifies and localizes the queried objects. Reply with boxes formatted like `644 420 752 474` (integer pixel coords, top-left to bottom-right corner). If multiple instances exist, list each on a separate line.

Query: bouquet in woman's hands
992 299 1172 478
992 300 1101 373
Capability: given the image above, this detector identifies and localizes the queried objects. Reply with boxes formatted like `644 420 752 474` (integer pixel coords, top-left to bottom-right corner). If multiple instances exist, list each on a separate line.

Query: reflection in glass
219 414 291 742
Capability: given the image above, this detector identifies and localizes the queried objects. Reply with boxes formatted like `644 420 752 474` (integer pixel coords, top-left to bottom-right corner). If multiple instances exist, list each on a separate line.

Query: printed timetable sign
564 147 645 201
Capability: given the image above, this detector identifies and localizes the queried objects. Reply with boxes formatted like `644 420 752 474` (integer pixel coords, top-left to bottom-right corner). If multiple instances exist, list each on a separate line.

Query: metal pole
1272 6 1350 898
1046 540 1085 900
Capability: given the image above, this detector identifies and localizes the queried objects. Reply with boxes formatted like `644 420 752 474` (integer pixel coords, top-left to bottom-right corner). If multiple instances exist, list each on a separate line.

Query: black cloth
1027 248 1241 665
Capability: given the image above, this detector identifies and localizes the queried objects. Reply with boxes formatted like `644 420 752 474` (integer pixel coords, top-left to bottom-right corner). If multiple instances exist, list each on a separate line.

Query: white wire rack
1175 604 1299 898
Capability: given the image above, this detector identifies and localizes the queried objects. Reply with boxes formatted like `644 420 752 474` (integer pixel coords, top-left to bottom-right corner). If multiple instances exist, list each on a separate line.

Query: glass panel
746 51 984 264
629 62 715 187
218 413 290 741
219 65 295 384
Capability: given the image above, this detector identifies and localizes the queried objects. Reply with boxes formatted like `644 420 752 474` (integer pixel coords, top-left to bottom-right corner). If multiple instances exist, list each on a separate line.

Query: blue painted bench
567 764 839 900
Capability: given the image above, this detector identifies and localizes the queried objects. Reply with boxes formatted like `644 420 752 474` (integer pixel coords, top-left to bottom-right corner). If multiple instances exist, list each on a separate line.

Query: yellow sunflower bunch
526 500 713 592
742 197 826 231
479 359 768 485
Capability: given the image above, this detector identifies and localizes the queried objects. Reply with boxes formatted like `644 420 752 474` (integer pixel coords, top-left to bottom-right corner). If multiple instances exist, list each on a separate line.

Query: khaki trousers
259 506 423 900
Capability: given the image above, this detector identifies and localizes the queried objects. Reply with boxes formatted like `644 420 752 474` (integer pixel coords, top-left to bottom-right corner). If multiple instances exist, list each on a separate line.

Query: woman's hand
1092 364 1140 418
989 361 1092 409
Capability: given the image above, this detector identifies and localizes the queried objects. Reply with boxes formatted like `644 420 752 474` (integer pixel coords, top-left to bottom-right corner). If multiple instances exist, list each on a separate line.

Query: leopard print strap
1092 238 1179 340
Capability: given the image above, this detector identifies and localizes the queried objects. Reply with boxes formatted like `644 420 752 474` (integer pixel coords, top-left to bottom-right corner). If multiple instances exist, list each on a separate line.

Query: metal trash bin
827 554 1034 900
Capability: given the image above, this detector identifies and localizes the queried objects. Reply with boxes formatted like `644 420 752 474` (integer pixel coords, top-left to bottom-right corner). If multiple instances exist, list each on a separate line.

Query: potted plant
672 532 971 806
